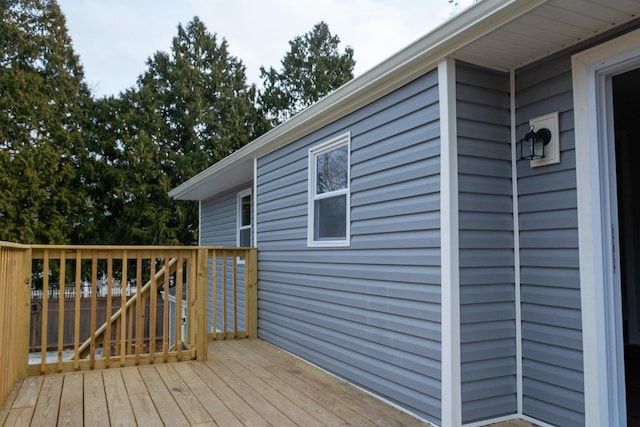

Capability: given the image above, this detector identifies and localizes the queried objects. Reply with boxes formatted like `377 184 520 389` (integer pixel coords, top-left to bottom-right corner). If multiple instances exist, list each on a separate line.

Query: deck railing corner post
247 248 258 339
196 248 209 360
19 246 32 379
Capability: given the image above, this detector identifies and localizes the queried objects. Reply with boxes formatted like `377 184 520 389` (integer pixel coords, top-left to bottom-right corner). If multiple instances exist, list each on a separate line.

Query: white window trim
572 28 640 427
237 188 252 263
307 132 351 247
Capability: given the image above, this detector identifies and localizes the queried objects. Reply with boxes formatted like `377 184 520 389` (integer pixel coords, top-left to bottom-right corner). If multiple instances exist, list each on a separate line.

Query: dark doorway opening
613 67 640 427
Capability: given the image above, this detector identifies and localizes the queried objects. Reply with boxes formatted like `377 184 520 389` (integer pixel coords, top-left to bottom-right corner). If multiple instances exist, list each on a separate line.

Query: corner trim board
439 57 461 427
198 200 202 246
510 68 524 417
253 157 258 248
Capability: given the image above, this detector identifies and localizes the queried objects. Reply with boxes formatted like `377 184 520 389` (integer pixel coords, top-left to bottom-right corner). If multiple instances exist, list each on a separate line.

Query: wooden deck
1 339 429 426
0 338 538 427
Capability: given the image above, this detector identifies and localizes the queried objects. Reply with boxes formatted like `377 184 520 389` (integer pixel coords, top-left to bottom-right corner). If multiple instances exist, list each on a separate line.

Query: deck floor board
102 369 136 426
172 362 244 427
0 376 20 427
189 358 269 426
0 339 539 426
202 357 296 426
12 377 42 409
121 367 164 426
155 363 214 426
83 371 109 427
57 372 83 427
137 365 191 426
4 407 34 427
31 375 62 427
218 341 348 426
209 343 327 427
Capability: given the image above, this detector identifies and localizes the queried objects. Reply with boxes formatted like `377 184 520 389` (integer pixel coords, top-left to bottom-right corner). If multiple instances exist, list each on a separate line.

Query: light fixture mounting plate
530 112 560 168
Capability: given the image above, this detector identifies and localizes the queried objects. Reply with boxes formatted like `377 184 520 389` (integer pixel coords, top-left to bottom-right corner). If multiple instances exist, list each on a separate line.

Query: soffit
453 0 640 71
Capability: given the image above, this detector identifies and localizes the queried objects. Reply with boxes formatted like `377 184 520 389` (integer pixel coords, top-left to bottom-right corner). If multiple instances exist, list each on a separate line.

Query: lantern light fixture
518 125 552 161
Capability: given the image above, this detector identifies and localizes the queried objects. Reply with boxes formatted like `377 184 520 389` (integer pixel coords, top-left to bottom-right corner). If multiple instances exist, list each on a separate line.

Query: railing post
0 242 31 409
196 248 208 360
18 246 32 379
246 248 258 339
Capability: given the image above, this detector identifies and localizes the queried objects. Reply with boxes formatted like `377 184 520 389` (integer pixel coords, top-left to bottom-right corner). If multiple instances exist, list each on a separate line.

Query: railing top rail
0 240 31 249
1 241 255 251
27 245 254 250
27 245 255 260
29 244 200 250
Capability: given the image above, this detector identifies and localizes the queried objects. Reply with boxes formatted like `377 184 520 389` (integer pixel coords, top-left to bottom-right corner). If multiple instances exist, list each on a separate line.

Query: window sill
307 240 350 248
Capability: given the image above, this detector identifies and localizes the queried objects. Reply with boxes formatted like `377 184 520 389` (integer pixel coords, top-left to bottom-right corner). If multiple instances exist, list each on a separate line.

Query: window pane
314 195 346 240
241 195 251 226
239 228 251 247
316 145 348 194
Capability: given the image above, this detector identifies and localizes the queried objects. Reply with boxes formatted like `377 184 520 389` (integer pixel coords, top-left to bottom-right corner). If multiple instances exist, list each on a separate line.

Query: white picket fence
31 286 135 300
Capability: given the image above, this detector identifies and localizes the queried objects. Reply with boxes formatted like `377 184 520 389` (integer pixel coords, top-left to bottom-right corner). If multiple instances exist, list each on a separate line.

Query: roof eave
169 0 547 201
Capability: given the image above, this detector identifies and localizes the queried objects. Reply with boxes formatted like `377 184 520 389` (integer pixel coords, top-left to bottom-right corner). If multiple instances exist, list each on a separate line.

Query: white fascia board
169 0 545 201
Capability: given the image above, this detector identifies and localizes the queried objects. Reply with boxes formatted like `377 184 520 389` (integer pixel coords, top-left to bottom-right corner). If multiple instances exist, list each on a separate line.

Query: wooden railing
26 245 257 375
207 248 258 341
0 242 258 412
0 241 31 409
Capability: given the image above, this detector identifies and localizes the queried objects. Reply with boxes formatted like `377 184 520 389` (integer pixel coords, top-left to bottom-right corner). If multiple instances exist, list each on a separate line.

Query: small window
308 133 350 247
237 189 252 248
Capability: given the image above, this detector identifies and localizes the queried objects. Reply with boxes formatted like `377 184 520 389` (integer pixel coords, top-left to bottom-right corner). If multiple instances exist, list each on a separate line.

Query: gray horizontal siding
256 71 442 424
201 183 253 246
201 184 251 333
516 52 584 427
456 62 516 424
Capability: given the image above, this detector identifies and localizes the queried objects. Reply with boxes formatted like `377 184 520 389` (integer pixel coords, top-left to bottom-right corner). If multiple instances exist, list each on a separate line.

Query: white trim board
439 58 461 427
463 415 554 427
253 157 258 248
510 68 524 417
198 200 202 246
572 27 640 427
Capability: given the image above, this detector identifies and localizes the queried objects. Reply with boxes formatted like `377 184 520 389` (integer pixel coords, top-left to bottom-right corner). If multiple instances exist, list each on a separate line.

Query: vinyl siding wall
513 24 640 426
456 62 516 424
255 71 442 423
515 56 584 427
201 184 251 333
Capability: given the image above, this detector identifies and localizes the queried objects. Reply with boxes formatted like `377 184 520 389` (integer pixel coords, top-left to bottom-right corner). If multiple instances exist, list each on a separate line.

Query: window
237 189 252 248
308 133 350 247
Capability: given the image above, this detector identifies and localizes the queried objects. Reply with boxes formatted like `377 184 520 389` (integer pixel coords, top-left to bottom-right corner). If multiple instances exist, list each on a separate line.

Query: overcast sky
57 0 476 98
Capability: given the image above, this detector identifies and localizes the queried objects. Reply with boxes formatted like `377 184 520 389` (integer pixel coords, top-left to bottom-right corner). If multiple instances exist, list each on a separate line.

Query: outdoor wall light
518 125 552 160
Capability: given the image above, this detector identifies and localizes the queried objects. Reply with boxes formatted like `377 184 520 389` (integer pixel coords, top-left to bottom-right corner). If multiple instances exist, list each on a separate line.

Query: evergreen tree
81 93 175 245
258 21 355 126
0 0 91 244
85 17 269 245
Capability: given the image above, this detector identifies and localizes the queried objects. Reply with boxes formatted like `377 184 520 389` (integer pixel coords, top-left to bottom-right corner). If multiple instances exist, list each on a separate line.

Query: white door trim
573 28 640 427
